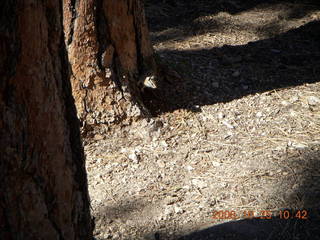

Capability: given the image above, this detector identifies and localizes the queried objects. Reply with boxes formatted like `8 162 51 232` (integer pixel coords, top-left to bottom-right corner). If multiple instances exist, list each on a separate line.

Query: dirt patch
88 1 320 239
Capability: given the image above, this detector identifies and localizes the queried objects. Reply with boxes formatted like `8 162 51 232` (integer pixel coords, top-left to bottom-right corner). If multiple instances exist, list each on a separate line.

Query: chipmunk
138 72 157 92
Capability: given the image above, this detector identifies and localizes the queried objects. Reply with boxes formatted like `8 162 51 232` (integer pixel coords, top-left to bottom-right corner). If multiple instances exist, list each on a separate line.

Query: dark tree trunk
63 0 158 130
0 0 92 239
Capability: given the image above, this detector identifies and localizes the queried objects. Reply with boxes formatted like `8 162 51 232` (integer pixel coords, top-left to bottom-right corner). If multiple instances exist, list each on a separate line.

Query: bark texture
63 0 157 128
0 0 92 239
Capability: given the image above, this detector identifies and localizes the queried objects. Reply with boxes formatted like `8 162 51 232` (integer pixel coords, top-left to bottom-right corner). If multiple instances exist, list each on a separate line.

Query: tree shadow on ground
145 0 320 41
93 148 320 240
176 148 320 240
143 149 320 240
143 20 320 115
178 213 320 240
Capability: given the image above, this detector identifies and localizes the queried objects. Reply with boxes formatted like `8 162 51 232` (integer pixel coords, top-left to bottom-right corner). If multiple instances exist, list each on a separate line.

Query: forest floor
87 1 320 239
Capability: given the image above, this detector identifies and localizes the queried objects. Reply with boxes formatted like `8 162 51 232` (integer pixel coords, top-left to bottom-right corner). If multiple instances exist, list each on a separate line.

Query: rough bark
0 0 92 239
63 0 158 129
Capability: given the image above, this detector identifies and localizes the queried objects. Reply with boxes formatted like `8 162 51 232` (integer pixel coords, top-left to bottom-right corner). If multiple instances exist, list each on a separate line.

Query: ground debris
88 1 320 239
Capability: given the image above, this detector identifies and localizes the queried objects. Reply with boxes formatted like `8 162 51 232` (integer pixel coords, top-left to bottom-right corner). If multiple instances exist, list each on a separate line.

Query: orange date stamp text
211 209 308 221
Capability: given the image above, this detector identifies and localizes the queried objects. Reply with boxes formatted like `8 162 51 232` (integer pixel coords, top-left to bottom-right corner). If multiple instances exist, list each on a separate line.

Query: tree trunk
63 0 158 130
0 0 92 239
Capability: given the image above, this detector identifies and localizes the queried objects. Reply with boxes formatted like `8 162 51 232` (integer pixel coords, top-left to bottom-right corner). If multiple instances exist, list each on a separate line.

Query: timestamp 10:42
211 210 308 220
